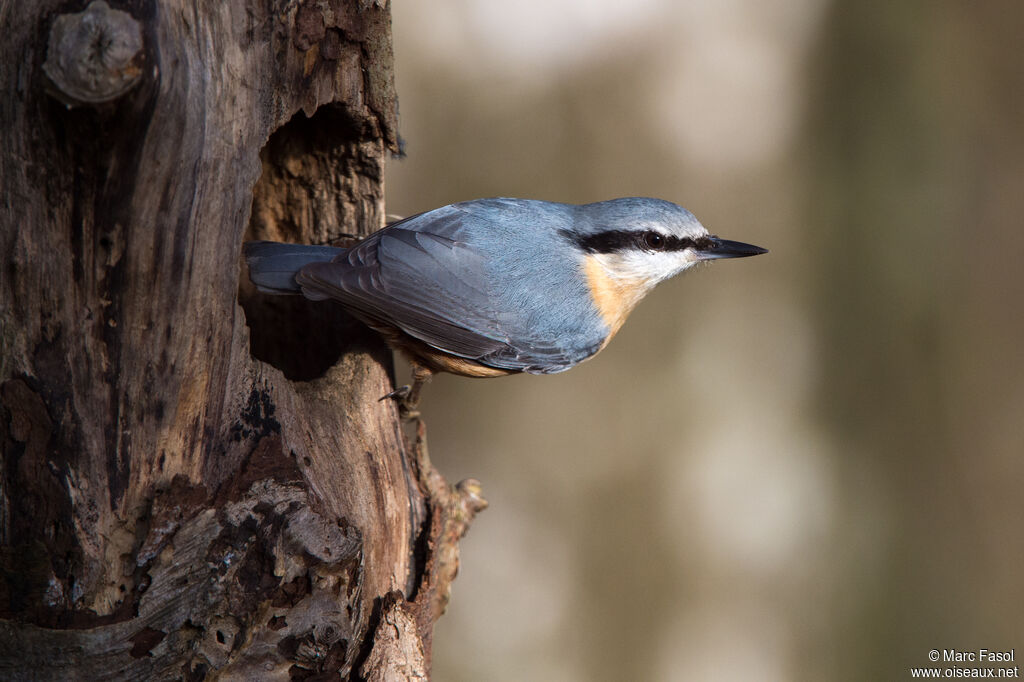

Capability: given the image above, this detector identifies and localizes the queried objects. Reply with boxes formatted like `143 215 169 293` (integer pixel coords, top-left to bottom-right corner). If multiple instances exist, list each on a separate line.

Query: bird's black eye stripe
564 229 709 254
564 229 635 253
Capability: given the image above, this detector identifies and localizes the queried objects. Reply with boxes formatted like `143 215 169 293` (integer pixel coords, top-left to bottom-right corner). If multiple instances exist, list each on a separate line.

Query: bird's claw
379 385 411 402
380 385 421 420
380 365 430 421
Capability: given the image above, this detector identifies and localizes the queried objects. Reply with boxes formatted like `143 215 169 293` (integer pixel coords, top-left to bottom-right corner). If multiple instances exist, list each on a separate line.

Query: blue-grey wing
294 208 590 373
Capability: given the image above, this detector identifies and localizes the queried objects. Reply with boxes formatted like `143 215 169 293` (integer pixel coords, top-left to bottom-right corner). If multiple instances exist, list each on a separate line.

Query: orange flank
376 323 517 377
583 256 650 344
421 351 516 378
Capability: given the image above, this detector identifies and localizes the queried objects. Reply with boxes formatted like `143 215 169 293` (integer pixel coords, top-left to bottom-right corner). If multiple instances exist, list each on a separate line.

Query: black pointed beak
696 236 768 260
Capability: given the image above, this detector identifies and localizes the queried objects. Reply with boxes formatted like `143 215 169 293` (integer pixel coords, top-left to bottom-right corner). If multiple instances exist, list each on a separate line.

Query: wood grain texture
0 1 478 678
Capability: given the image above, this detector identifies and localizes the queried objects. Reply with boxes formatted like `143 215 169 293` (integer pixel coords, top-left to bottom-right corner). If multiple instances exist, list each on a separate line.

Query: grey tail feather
243 241 347 295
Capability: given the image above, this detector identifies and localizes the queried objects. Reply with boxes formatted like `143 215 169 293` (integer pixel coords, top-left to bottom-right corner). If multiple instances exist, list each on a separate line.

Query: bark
0 1 483 679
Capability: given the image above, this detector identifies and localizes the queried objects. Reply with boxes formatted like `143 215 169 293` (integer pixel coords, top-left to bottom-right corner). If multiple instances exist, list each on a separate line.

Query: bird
244 197 766 412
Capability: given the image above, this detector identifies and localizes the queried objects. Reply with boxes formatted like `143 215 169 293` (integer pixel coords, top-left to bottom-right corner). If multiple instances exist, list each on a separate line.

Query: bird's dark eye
642 231 666 251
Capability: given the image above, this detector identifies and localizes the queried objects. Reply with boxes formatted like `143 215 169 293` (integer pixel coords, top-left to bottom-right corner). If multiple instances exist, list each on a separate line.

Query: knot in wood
454 478 488 520
43 0 144 107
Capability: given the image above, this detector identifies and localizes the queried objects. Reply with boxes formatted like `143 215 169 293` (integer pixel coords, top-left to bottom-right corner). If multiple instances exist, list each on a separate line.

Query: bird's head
567 197 767 288
563 198 767 335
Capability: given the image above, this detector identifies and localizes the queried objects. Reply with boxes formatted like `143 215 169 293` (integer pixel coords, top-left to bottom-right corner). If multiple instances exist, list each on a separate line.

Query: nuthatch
244 197 766 408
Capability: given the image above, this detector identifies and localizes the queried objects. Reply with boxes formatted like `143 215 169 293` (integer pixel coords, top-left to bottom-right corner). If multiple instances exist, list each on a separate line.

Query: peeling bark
0 1 480 679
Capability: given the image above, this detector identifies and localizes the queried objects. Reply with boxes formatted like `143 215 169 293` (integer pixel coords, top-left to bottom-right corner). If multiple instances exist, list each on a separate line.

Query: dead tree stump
0 1 483 679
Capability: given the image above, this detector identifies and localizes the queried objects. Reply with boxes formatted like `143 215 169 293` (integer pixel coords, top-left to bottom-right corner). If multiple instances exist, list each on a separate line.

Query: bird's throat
583 256 650 341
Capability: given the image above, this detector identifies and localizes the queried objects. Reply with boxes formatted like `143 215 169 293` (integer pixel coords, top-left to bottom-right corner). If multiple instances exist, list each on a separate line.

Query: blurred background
383 1 1024 680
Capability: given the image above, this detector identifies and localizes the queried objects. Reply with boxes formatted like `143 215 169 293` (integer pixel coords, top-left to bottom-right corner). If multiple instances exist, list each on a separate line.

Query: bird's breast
582 255 651 344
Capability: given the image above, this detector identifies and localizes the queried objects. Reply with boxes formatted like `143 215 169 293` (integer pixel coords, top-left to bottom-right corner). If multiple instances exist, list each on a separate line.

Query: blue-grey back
295 199 610 372
442 199 605 361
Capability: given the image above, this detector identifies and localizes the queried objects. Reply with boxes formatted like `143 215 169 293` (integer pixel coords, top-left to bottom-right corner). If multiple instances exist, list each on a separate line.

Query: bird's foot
380 384 411 401
380 364 431 421
379 385 421 420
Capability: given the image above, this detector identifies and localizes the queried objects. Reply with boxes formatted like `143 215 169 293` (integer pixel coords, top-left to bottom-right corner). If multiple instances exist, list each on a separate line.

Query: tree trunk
0 1 483 679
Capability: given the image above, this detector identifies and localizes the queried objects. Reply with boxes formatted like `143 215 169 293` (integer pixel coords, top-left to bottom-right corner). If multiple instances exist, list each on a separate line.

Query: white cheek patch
595 249 699 285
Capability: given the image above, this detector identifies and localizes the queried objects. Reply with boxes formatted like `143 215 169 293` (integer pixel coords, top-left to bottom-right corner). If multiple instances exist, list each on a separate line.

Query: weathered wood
0 0 480 678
